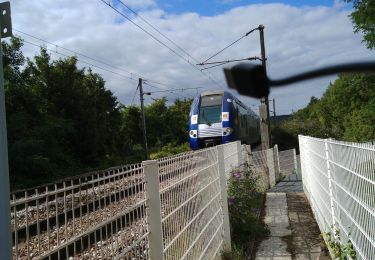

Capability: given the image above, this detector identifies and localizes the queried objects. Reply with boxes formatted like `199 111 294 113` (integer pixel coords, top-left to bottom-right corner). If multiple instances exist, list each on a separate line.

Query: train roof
200 90 225 96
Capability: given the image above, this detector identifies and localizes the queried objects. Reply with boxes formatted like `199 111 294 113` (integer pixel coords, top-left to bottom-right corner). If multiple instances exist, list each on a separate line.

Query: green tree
273 73 375 146
4 38 124 189
346 0 375 49
3 37 193 189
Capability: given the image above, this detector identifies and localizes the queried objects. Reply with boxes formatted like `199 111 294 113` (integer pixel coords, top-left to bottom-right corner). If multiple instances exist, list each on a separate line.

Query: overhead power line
17 30 202 95
15 29 146 81
143 82 194 100
100 0 226 89
200 26 260 65
116 0 224 85
148 87 203 94
22 39 137 81
130 84 139 105
199 56 262 70
22 39 195 102
116 0 195 62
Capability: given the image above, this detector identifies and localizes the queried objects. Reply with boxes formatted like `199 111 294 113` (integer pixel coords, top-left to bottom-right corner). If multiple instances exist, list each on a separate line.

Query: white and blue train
189 90 261 150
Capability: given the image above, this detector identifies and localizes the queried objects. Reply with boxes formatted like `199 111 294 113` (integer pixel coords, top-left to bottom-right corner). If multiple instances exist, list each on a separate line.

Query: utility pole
139 78 149 160
0 2 12 259
259 24 271 149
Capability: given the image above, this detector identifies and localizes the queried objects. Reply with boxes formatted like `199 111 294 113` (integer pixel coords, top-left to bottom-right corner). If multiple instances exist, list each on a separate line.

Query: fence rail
9 141 294 259
299 135 375 260
9 142 244 259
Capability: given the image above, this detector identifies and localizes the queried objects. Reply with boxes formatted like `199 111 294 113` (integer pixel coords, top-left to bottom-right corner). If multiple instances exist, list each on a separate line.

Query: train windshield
198 94 222 125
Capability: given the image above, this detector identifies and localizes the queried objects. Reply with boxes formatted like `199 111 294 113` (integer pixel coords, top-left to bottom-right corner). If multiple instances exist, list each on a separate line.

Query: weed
323 228 356 259
224 162 269 258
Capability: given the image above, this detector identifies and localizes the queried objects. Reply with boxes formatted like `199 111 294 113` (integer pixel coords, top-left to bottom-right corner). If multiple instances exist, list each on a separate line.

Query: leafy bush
323 228 356 260
149 142 190 160
225 162 269 257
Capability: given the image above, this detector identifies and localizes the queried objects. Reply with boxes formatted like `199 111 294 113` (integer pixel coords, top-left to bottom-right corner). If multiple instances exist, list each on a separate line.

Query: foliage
226 162 269 257
221 244 245 260
3 37 192 190
149 142 190 160
323 228 356 259
272 73 375 148
345 0 375 49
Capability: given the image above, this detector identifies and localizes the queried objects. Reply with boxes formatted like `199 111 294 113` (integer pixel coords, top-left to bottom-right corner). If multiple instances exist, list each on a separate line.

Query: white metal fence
278 148 298 176
10 142 244 259
299 135 375 260
11 163 149 260
249 146 279 188
9 140 296 259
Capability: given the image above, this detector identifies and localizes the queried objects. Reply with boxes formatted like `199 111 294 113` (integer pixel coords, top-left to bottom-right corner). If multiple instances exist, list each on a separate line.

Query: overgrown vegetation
3 37 192 190
222 163 269 259
323 228 356 259
149 142 190 159
272 0 375 150
272 73 375 151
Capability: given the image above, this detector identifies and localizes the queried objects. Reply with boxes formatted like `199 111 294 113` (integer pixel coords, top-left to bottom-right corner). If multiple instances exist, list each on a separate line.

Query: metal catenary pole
139 78 149 160
0 2 12 259
259 25 271 148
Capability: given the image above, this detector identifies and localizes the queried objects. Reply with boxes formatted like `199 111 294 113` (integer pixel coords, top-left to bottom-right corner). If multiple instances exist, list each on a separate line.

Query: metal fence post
217 145 232 252
273 145 280 181
324 140 336 230
236 141 243 166
266 149 276 187
293 148 298 173
143 160 164 260
243 145 251 164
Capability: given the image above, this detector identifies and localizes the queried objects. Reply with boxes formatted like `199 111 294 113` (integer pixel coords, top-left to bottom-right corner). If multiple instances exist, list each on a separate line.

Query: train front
189 91 234 150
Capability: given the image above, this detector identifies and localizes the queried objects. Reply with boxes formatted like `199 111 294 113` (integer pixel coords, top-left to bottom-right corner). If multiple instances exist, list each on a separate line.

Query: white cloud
115 0 157 9
8 0 374 114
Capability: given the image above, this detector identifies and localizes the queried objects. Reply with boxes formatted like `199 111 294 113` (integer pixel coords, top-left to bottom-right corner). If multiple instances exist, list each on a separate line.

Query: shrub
226 162 269 256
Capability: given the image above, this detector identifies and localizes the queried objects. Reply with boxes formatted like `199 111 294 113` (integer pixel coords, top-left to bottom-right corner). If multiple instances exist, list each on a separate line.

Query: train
189 90 261 150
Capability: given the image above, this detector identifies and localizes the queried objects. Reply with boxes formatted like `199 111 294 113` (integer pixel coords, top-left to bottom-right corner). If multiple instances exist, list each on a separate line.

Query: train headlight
191 115 198 124
189 130 197 138
222 127 233 136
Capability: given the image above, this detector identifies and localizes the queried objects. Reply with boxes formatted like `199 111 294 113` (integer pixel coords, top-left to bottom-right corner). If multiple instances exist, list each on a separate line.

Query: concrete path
269 174 303 193
256 192 293 259
255 174 330 260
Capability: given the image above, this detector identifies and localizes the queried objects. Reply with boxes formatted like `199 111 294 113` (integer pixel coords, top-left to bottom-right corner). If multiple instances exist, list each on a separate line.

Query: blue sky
157 0 350 16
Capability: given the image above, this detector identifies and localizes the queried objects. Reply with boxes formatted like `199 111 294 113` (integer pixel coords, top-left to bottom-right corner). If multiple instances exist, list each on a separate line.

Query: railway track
11 151 206 259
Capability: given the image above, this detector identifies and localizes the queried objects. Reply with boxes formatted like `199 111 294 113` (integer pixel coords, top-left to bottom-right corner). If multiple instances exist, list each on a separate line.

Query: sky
7 0 375 115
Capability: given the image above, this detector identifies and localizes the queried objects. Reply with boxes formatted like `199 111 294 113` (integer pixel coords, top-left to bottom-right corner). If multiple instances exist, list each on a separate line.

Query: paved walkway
255 174 330 260
269 174 303 193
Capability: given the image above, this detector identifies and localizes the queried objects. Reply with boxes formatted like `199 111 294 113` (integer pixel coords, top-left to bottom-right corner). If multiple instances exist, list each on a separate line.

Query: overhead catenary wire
143 82 194 100
116 0 226 86
15 29 175 86
18 31 201 97
200 56 262 70
148 86 203 94
22 39 137 82
116 0 196 62
200 26 260 65
115 0 226 89
22 39 195 102
14 28 141 80
130 84 139 105
100 0 226 89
